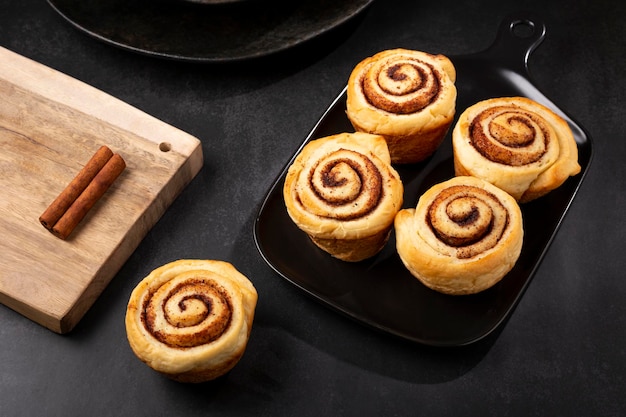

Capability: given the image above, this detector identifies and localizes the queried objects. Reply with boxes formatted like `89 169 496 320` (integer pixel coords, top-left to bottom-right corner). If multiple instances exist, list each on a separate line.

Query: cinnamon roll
452 96 581 202
346 48 457 164
394 176 523 295
125 259 258 383
283 132 404 262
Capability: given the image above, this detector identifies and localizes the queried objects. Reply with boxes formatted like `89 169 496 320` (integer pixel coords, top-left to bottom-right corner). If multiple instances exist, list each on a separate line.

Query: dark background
1 0 624 416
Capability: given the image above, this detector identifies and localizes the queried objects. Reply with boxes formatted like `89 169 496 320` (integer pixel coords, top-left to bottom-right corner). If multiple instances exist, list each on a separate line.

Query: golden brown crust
394 176 524 295
283 132 404 262
125 260 258 383
346 48 457 164
308 229 391 262
452 96 581 202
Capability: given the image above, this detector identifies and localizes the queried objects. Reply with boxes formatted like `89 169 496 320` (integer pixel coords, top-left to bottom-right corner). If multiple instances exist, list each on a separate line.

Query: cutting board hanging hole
159 142 172 152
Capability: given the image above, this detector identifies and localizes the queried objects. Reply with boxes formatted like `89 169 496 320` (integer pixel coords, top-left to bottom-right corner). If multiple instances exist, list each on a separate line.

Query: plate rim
45 0 376 63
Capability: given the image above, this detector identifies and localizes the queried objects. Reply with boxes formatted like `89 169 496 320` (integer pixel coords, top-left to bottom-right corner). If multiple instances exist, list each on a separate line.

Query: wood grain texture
0 47 203 333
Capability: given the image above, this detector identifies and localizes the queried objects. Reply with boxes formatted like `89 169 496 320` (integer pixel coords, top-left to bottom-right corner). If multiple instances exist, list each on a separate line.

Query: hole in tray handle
510 19 536 39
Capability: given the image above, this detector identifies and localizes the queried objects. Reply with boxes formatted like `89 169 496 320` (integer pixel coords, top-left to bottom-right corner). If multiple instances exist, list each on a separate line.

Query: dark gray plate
254 12 594 347
46 0 374 62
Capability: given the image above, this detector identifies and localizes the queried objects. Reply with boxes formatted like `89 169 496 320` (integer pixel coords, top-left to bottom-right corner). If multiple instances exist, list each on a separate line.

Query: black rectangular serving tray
254 12 593 347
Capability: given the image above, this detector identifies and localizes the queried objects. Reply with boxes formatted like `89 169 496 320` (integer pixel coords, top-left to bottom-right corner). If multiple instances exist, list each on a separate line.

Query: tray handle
480 12 547 74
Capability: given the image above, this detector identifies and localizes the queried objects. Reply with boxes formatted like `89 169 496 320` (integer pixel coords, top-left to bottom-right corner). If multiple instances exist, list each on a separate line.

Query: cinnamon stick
39 146 114 230
51 153 126 240
39 147 126 240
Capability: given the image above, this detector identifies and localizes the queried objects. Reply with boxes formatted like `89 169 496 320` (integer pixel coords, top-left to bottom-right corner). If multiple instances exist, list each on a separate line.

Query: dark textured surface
1 0 624 416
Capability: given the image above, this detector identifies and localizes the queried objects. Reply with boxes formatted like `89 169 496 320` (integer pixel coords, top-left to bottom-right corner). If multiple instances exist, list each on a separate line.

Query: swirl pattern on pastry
395 176 523 295
346 48 457 164
142 273 233 348
297 148 384 221
360 53 445 114
125 260 257 383
284 132 403 262
452 96 581 202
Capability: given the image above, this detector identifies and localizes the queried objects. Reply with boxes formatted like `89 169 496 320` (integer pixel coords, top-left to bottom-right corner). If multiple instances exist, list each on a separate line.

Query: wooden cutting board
0 47 204 333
